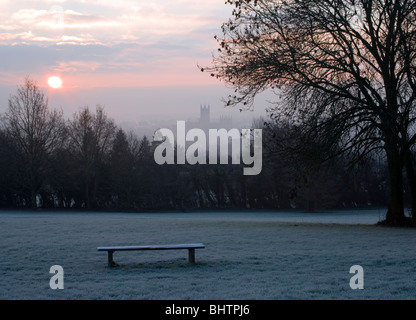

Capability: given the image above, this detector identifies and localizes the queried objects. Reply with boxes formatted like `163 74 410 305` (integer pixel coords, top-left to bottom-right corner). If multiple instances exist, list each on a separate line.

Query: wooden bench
97 243 205 267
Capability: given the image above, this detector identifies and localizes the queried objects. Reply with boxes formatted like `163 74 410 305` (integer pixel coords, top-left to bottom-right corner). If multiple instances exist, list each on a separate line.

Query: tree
5 77 65 209
0 124 19 207
204 0 416 225
67 105 116 209
109 128 140 209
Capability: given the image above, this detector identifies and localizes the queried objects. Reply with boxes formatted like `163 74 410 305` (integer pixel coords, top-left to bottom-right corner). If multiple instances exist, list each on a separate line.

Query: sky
0 0 270 133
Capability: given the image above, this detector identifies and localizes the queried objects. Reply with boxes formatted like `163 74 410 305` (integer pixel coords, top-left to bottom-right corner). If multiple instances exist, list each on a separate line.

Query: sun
48 76 63 89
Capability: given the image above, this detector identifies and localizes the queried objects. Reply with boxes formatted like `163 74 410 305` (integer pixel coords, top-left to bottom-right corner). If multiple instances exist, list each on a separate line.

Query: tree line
0 77 390 212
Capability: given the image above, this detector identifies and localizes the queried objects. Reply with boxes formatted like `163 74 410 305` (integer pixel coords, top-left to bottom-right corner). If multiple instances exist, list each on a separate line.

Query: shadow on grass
105 259 211 269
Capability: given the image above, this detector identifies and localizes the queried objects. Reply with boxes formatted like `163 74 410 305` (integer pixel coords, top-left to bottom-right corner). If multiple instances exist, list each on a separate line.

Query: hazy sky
0 0 271 129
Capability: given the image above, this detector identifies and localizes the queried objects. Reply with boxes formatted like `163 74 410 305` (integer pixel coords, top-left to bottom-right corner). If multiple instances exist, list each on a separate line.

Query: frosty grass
0 209 415 300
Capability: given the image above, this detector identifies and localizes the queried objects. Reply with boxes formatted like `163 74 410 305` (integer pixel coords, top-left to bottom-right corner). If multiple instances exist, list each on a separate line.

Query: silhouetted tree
0 125 20 207
67 105 116 209
204 0 416 225
5 77 65 209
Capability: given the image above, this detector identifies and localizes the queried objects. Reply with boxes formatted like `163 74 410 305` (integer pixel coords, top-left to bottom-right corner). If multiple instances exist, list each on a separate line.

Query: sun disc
48 76 62 89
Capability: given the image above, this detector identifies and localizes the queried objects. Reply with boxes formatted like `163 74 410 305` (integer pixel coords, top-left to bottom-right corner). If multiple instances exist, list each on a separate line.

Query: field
0 209 416 300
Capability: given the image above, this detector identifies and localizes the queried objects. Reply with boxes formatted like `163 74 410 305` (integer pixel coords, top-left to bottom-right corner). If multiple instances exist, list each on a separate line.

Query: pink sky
0 1 269 125
0 0 229 88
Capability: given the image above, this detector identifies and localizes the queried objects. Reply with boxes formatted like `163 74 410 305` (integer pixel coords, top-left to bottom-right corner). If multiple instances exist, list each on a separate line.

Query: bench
97 243 205 267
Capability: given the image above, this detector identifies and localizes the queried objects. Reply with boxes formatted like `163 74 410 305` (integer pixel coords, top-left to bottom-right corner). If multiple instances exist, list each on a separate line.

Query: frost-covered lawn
0 209 415 300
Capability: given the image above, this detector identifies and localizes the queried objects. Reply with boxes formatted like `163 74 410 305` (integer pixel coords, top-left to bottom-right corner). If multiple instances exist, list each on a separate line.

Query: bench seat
97 243 205 267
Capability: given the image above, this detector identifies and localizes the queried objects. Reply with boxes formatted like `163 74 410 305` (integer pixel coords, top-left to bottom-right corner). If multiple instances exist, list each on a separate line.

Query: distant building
198 104 232 130
200 104 210 128
151 104 234 150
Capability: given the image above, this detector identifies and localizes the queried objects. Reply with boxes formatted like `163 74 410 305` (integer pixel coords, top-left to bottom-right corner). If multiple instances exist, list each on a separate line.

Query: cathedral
198 104 232 130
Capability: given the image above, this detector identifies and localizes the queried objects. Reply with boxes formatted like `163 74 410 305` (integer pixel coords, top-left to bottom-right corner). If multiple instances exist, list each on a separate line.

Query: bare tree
67 105 116 209
5 77 65 209
204 0 416 225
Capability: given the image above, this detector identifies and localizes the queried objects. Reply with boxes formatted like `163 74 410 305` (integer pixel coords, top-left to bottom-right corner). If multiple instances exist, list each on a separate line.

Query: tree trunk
85 179 91 209
404 149 416 220
240 175 247 208
31 190 37 210
385 151 405 224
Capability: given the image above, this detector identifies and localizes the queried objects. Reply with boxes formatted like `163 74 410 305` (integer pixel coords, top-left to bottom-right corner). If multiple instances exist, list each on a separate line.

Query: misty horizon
0 82 271 138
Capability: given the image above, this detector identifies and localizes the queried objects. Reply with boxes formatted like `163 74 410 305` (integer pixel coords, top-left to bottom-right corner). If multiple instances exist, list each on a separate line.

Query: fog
0 83 272 137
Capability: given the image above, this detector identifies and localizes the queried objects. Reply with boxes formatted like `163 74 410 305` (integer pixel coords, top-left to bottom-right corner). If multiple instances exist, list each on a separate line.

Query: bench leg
107 251 119 267
188 248 195 264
